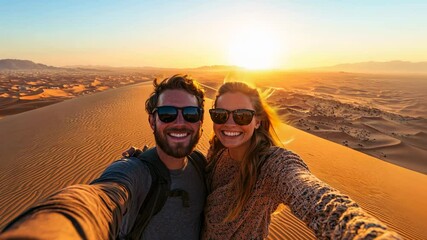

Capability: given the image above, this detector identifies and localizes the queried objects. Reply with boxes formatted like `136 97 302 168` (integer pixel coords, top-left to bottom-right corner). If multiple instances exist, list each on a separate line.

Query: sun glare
228 28 280 70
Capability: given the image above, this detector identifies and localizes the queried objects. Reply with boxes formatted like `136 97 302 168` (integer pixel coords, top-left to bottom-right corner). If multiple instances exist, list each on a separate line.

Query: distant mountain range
0 59 57 70
1 59 426 74
315 61 427 74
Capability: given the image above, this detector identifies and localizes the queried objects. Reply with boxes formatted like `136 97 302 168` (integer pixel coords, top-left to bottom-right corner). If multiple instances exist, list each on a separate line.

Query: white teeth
223 131 241 137
169 133 188 138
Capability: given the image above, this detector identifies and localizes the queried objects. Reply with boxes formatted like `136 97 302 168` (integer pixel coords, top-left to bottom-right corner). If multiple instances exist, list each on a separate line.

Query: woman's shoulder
265 146 300 160
263 146 309 172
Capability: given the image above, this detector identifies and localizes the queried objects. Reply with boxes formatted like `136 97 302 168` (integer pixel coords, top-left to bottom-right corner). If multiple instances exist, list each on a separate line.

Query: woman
202 82 400 239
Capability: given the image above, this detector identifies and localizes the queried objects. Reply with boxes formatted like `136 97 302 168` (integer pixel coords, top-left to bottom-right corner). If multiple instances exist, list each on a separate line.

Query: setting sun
227 28 281 70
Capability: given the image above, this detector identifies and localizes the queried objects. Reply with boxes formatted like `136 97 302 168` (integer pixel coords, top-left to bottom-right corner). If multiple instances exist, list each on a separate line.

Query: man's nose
175 110 186 124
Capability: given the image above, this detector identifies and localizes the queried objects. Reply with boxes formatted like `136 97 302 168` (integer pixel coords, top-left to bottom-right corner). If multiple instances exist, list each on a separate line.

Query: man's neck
155 147 187 170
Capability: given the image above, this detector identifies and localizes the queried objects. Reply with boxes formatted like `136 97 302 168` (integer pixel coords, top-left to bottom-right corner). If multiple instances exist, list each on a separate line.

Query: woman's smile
222 130 243 137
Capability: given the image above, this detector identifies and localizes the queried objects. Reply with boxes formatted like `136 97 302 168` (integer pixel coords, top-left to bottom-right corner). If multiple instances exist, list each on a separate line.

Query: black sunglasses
153 106 203 123
209 108 255 125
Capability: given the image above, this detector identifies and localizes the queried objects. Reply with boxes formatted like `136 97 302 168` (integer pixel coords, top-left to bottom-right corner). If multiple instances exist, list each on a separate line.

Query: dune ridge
0 83 426 239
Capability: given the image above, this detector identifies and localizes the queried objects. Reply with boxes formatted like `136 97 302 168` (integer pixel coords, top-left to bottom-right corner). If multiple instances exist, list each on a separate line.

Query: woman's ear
255 119 261 129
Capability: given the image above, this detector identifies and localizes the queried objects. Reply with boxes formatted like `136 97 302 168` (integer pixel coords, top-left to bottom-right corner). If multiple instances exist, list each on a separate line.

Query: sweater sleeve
0 157 152 239
268 147 402 239
0 183 128 239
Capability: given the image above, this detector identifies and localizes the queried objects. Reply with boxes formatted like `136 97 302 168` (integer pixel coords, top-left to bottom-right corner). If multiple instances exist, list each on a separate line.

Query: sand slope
0 83 426 239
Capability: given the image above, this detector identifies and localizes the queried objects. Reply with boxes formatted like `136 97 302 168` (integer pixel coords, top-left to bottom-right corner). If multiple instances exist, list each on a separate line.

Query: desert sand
0 82 426 239
0 70 151 118
262 72 427 175
2 70 426 176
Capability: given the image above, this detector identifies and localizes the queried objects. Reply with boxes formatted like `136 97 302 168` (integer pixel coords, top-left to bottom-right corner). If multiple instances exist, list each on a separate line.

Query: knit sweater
202 146 401 240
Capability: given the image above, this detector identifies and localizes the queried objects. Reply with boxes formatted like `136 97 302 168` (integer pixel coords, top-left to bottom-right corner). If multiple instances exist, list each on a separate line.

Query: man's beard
154 126 201 158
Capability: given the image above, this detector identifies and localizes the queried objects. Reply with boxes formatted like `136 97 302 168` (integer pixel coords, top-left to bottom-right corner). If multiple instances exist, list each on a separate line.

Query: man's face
150 89 202 158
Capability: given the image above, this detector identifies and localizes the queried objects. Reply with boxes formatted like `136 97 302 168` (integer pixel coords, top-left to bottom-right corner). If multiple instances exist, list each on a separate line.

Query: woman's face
213 92 260 156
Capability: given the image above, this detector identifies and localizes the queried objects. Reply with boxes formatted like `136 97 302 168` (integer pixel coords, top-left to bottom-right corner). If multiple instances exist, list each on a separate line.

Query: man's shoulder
91 157 151 185
189 150 207 163
112 157 150 171
188 150 207 176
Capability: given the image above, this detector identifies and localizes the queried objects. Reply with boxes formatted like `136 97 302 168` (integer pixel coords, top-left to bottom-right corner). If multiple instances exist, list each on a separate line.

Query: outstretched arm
1 182 128 239
269 148 402 239
1 153 152 239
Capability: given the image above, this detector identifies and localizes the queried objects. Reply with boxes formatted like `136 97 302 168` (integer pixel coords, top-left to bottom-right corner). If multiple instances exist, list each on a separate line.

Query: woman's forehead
216 92 254 109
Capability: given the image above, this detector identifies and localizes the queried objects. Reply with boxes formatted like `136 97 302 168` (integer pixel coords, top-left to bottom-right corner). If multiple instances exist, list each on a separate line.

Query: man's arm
1 148 151 239
1 182 129 239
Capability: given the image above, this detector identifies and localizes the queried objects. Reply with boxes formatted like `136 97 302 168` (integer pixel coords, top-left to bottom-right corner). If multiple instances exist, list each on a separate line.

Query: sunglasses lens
155 106 202 123
156 106 178 123
182 107 202 123
210 108 255 125
233 109 254 125
209 109 229 124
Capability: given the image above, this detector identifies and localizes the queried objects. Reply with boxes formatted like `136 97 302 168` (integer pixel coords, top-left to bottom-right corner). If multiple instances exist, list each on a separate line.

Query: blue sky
0 0 426 69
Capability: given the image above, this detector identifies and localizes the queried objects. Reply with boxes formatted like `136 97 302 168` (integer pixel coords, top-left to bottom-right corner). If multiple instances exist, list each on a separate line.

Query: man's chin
154 129 200 158
160 142 193 158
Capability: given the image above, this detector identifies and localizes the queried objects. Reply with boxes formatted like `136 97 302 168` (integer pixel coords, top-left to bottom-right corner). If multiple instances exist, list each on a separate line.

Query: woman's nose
224 114 236 125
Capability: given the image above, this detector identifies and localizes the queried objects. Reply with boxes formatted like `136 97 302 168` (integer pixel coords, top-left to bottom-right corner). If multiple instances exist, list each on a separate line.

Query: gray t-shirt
93 156 205 240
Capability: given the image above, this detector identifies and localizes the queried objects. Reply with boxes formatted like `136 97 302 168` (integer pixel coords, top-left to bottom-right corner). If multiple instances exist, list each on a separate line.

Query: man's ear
149 115 155 130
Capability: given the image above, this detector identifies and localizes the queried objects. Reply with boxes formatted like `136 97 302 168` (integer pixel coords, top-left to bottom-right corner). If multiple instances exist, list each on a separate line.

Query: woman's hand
121 145 149 158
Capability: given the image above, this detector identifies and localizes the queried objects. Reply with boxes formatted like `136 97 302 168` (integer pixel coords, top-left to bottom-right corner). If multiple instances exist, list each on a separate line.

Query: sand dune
19 89 72 100
0 70 151 118
0 83 426 239
269 86 427 174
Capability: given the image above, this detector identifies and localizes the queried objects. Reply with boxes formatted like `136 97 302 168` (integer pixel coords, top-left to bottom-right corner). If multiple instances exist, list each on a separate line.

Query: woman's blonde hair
209 82 282 221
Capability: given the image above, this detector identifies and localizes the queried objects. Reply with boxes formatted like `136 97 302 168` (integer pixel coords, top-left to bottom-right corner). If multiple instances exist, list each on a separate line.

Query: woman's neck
228 143 250 161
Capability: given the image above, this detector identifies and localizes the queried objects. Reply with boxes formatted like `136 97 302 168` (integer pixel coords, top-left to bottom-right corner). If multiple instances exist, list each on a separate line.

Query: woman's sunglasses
153 106 203 123
209 108 255 125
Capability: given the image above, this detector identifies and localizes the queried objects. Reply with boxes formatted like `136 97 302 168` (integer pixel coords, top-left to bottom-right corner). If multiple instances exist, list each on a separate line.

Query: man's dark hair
145 74 205 115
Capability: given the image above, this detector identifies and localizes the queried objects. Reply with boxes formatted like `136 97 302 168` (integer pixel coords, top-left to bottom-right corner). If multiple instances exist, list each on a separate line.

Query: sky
0 0 426 69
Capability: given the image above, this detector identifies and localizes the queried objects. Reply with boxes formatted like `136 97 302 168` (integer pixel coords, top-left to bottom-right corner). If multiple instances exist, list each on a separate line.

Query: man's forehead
158 89 198 106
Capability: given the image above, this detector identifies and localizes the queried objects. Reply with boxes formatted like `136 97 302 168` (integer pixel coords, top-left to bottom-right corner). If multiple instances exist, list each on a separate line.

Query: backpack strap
124 147 171 240
187 150 207 191
186 150 207 234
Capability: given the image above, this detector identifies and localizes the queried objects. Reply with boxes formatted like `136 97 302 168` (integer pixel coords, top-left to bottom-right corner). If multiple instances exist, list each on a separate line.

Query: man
0 74 206 239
